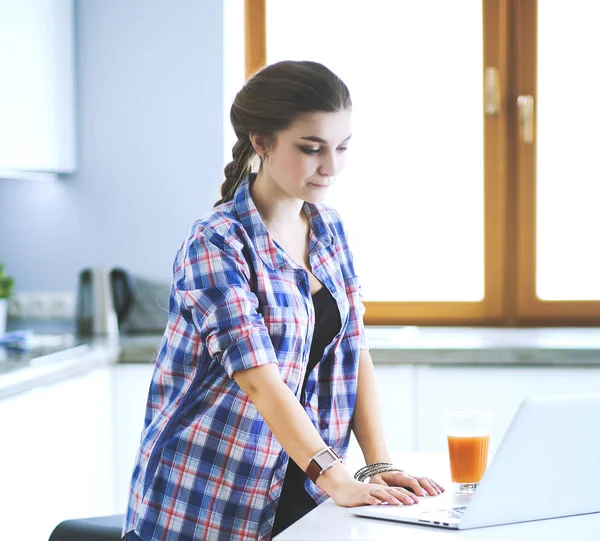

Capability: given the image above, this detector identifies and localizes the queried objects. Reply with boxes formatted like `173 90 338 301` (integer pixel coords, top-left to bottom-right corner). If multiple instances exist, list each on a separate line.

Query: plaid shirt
124 176 367 541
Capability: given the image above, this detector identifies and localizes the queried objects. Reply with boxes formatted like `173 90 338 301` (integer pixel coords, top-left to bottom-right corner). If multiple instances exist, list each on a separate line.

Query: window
233 0 600 326
535 1 600 302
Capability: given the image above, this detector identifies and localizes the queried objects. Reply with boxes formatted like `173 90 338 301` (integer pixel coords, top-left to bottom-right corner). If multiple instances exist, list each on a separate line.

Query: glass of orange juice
445 411 491 494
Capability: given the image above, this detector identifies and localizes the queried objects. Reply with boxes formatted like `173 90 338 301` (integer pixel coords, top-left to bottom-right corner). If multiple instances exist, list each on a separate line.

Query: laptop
349 392 600 529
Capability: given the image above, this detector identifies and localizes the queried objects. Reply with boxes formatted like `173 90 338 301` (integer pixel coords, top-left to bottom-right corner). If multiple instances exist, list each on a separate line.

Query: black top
300 285 342 399
271 286 342 537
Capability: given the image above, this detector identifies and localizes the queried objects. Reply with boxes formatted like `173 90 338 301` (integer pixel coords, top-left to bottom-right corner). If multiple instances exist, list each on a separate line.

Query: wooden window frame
514 0 600 325
243 0 600 326
245 0 266 78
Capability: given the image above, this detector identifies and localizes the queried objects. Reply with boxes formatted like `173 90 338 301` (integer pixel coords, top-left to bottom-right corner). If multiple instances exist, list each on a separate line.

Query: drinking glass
445 410 491 494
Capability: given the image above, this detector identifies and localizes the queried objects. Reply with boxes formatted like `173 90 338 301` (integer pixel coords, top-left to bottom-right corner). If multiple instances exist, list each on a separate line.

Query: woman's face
260 110 352 204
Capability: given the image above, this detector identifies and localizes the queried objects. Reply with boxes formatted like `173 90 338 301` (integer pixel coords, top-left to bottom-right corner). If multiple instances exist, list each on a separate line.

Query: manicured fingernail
421 490 427 496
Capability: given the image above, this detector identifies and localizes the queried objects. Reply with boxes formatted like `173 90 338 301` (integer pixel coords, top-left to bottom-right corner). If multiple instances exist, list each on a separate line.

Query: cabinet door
111 363 156 513
0 0 76 172
0 368 113 540
415 365 600 453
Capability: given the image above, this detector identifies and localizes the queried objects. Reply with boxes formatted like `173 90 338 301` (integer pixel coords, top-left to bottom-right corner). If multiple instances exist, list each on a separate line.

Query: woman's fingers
373 471 445 497
368 486 419 505
332 478 433 508
367 486 401 505
433 479 446 493
404 477 429 497
364 471 446 500
389 487 420 504
430 478 445 493
415 476 444 496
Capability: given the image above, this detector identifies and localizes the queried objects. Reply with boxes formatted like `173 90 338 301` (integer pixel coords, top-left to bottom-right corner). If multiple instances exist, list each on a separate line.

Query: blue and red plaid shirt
124 176 367 541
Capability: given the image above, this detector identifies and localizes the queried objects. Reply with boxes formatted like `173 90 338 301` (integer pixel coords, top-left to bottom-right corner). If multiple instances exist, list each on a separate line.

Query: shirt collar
233 174 334 270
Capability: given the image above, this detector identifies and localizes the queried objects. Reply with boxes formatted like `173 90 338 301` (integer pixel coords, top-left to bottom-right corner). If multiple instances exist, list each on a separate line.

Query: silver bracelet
354 462 392 481
354 462 404 483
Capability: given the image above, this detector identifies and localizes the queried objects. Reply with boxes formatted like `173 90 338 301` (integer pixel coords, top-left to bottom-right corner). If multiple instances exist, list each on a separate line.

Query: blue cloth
124 176 367 541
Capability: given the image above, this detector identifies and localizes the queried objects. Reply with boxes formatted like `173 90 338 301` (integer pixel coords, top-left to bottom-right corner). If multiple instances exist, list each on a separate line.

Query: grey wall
0 0 224 293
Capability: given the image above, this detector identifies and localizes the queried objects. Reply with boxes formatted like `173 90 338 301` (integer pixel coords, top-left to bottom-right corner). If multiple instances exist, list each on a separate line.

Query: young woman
123 60 443 541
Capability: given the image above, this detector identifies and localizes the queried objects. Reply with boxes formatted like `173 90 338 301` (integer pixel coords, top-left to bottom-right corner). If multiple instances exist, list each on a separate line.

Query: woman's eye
299 147 320 155
336 146 348 153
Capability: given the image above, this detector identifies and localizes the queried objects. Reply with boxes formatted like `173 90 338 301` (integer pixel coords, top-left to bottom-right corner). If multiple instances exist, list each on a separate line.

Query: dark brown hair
215 60 352 206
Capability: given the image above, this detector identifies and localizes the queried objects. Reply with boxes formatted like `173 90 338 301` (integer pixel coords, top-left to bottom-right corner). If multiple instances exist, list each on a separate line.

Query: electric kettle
75 267 134 339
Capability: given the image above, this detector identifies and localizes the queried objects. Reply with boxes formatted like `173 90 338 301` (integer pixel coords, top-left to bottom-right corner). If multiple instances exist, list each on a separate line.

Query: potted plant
0 264 15 336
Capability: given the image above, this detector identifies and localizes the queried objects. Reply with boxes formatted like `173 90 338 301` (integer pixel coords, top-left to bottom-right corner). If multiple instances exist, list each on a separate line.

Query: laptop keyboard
418 505 467 525
447 506 467 519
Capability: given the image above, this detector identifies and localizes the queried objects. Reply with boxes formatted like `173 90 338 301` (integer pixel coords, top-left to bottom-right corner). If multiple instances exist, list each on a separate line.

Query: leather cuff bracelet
306 446 342 483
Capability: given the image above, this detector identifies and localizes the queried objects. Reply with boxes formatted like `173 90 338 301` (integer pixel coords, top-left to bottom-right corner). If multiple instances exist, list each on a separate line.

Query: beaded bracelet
354 462 404 483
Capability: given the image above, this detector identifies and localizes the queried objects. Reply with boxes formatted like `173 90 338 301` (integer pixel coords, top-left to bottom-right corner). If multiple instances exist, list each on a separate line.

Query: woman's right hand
316 464 421 507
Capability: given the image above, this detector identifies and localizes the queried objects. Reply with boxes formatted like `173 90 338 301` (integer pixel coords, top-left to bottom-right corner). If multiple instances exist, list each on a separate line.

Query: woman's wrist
314 461 352 494
364 454 393 465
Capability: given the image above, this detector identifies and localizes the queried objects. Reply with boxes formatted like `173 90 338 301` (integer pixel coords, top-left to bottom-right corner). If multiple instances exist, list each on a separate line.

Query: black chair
49 514 124 541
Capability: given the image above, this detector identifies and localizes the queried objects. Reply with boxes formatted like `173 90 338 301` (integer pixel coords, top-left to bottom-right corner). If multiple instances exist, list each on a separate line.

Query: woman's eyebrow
299 134 352 144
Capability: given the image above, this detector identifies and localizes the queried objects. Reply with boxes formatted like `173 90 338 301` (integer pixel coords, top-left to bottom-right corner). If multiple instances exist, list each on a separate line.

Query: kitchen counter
117 326 600 366
0 338 119 399
367 326 600 366
2 325 600 400
274 452 600 540
274 480 600 541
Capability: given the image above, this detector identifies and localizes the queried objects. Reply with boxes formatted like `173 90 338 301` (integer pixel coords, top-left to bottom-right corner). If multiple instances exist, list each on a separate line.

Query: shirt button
319 421 329 430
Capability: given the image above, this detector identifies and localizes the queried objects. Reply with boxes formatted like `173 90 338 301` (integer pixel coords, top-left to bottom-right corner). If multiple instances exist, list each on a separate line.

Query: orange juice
447 434 490 483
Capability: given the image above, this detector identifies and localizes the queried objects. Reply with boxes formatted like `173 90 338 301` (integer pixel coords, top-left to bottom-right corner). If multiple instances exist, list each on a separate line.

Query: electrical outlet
8 292 76 319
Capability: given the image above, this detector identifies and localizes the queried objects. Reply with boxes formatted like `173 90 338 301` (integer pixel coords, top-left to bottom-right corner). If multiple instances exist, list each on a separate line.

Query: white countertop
274 453 600 540
275 499 600 540
0 340 119 399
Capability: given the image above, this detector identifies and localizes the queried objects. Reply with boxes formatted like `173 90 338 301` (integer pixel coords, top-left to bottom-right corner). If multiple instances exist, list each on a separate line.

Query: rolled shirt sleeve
174 226 278 377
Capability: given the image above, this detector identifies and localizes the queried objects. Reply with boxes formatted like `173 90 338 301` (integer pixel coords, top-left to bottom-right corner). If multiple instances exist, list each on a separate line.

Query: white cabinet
0 0 76 173
110 363 155 513
0 369 114 540
2 356 599 539
414 365 600 453
0 363 155 539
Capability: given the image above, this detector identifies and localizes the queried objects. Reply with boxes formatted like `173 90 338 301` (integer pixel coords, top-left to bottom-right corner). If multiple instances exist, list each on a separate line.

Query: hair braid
215 135 255 207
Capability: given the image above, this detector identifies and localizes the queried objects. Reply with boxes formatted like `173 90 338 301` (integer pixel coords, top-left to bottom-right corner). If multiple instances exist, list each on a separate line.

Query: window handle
484 67 501 116
517 95 535 144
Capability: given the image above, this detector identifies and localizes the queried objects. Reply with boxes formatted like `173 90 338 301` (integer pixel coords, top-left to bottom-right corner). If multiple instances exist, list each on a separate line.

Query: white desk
274 453 600 541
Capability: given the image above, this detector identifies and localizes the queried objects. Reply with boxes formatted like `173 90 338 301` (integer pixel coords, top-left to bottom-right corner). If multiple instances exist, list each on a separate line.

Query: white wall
0 0 224 292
